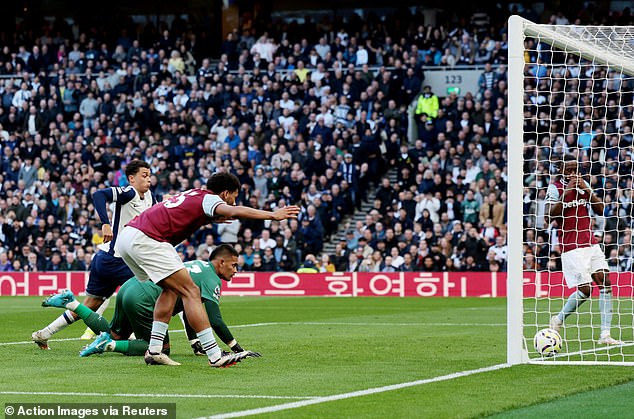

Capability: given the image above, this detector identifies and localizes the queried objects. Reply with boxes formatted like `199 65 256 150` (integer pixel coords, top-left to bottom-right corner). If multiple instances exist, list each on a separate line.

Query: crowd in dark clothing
0 4 625 273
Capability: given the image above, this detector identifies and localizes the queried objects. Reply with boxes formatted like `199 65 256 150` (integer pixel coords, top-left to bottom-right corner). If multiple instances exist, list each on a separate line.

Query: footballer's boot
80 327 97 340
80 332 113 357
598 331 623 345
144 350 181 366
42 290 76 308
209 351 243 368
31 330 50 350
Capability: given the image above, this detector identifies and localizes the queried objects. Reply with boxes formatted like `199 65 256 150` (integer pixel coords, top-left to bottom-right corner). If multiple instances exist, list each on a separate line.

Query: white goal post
507 15 634 365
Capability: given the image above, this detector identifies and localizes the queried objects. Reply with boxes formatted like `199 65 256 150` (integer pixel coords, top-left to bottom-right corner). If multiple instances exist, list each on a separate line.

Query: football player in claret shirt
115 172 300 367
545 154 622 345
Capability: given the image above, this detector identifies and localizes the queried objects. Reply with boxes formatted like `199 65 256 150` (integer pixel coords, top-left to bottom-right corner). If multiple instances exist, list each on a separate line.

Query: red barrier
223 271 506 297
0 272 89 297
1 271 632 298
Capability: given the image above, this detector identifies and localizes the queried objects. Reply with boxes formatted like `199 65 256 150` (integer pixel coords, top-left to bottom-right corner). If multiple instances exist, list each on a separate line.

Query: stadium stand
0 4 630 273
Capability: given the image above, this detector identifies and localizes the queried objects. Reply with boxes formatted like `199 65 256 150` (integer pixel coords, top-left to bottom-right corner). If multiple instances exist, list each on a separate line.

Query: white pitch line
0 322 504 347
226 322 505 328
544 341 634 360
0 391 316 400
198 363 511 419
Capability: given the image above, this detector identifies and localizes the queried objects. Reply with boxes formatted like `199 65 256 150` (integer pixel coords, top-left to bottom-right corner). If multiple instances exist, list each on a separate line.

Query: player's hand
272 205 301 220
102 224 113 243
576 176 592 194
564 175 578 191
245 350 262 358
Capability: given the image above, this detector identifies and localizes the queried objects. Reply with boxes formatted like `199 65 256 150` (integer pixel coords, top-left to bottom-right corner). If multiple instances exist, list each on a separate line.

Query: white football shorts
561 244 609 288
115 226 185 283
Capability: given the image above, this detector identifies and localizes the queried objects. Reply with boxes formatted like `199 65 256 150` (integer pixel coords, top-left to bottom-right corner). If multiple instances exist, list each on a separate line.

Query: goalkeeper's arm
202 300 260 356
184 300 260 356
202 299 239 350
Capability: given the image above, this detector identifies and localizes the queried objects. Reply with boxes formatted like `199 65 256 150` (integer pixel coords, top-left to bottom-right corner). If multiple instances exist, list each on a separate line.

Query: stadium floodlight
508 14 634 365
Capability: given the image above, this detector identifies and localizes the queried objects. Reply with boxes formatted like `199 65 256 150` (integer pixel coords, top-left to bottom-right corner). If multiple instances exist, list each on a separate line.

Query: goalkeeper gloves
230 342 262 358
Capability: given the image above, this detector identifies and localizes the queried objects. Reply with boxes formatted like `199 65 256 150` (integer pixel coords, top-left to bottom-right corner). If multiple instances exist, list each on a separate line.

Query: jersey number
186 264 203 274
163 190 199 208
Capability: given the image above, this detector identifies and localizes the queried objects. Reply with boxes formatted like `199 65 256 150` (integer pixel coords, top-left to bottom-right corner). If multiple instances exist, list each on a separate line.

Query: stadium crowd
522 10 634 274
0 4 629 274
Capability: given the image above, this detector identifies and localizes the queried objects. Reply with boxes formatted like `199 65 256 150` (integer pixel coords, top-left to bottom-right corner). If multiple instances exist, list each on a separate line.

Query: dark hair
558 153 578 173
125 159 151 178
206 172 241 193
209 244 239 261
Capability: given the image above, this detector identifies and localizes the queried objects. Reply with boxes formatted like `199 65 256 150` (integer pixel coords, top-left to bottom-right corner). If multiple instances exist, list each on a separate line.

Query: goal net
507 15 634 365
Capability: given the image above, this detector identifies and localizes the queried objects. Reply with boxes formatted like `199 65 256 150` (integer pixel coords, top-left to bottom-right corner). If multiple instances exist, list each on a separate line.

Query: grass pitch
1 296 634 418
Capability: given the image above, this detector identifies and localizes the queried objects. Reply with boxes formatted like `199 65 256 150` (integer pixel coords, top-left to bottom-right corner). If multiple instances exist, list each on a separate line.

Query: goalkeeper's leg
81 298 111 340
33 292 109 349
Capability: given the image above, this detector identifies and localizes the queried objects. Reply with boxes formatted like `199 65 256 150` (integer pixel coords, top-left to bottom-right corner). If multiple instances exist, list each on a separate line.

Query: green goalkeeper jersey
119 259 222 308
116 259 234 344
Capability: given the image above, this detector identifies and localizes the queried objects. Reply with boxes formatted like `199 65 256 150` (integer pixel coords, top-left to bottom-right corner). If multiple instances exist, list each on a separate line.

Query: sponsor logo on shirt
562 199 587 209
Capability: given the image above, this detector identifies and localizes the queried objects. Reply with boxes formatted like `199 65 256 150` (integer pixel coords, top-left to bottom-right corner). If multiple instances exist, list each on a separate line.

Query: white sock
148 321 169 353
66 300 80 311
599 288 613 335
42 311 77 338
177 311 187 329
197 328 221 362
95 298 110 315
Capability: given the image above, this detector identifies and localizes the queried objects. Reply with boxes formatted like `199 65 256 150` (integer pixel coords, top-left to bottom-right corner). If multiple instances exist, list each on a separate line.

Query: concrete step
317 168 398 258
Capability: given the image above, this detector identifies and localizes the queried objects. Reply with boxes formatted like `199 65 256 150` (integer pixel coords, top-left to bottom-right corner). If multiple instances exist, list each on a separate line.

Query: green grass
1 296 634 418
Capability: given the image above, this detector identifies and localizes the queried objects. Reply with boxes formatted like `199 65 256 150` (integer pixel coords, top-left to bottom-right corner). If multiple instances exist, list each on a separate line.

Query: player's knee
578 284 591 297
181 283 201 301
593 270 610 288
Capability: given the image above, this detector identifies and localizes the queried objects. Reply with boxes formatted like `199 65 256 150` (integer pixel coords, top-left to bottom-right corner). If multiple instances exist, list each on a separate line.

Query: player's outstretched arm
215 204 300 221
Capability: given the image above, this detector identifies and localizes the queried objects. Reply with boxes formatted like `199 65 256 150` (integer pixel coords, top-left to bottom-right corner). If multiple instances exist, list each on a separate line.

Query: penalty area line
198 363 511 419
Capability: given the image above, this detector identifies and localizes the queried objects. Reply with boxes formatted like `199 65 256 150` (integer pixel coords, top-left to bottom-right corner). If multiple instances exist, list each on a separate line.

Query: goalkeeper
41 245 261 363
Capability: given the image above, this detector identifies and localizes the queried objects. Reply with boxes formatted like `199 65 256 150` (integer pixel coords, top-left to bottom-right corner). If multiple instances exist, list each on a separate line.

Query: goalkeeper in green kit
41 245 260 363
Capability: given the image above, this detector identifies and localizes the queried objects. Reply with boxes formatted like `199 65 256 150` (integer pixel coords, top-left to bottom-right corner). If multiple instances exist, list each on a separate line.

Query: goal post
507 15 634 365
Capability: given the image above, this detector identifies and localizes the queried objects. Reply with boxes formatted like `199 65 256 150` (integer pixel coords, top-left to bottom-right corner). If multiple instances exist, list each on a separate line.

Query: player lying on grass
115 171 299 367
546 154 622 345
41 245 260 364
32 160 155 349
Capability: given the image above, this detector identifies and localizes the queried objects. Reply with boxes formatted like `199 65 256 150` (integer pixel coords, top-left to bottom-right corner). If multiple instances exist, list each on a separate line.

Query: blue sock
197 328 221 362
558 289 589 322
599 288 613 334
148 321 168 354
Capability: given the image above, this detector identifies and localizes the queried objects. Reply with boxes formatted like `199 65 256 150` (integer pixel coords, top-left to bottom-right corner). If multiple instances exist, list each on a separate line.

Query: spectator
0 5 540 273
216 219 240 245
297 255 319 273
196 234 216 258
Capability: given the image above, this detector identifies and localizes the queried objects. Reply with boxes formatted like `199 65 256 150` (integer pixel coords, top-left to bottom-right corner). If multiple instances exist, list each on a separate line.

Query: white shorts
115 226 185 283
561 244 609 289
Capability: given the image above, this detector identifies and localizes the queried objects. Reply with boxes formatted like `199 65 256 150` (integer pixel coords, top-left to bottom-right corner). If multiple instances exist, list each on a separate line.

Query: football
534 328 563 357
